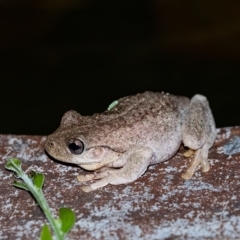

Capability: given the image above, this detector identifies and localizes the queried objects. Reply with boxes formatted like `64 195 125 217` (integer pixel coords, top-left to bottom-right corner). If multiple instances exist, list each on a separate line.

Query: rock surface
1 127 240 239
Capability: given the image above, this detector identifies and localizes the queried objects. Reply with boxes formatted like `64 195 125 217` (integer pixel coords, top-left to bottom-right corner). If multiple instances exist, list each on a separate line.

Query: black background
1 0 240 135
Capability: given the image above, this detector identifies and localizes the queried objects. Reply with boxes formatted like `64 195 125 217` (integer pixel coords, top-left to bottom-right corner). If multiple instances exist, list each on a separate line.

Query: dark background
1 0 240 135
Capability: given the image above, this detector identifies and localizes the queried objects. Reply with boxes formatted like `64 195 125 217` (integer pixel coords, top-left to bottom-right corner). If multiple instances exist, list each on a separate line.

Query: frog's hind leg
181 94 216 179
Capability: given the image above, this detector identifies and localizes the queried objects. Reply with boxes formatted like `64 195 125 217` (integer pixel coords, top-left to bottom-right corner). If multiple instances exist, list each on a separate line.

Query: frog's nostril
49 141 55 148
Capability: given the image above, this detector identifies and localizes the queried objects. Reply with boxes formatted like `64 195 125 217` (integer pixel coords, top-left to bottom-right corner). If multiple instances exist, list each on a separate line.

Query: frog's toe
181 171 193 180
81 185 93 192
77 174 95 182
93 169 119 180
183 149 195 157
200 158 210 172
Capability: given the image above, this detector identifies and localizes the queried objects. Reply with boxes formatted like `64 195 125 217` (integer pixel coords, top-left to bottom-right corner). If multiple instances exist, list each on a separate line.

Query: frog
45 91 216 192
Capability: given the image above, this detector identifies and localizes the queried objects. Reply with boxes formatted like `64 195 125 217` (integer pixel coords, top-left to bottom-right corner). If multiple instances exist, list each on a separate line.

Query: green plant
5 158 76 240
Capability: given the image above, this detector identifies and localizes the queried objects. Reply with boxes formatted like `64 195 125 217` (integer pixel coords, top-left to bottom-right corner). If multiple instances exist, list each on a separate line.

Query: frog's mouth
76 146 125 171
72 145 125 168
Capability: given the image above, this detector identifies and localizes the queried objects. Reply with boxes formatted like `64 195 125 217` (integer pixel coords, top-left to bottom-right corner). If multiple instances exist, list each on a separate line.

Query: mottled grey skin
45 91 216 192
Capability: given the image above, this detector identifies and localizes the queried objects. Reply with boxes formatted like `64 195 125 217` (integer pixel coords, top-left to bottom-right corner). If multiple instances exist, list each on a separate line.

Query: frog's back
103 91 188 118
81 91 189 125
84 92 189 156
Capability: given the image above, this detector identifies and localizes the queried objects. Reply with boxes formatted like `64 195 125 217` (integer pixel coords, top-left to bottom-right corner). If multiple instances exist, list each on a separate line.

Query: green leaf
13 181 29 191
32 172 45 190
40 224 53 240
59 208 76 234
107 100 118 111
5 158 22 173
5 158 76 240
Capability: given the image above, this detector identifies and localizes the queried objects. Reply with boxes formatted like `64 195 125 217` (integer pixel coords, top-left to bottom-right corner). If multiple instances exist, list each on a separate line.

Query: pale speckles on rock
1 129 240 238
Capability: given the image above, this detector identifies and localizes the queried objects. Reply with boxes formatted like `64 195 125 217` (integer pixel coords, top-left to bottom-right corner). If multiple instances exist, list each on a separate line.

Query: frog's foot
182 148 209 179
81 168 143 192
181 127 216 179
77 168 120 183
181 146 210 179
183 149 195 157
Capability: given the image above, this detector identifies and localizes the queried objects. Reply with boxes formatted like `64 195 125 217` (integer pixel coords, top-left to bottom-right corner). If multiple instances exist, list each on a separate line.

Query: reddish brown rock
1 127 240 239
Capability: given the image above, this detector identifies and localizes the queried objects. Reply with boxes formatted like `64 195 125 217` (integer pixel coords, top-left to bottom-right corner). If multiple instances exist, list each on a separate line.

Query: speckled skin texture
45 91 216 192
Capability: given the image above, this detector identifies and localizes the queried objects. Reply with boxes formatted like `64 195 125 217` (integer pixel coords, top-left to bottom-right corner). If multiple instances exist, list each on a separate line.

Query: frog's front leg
81 147 153 192
181 94 216 179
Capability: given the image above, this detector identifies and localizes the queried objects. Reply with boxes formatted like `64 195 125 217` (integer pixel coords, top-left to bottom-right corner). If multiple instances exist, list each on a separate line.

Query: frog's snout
45 138 56 152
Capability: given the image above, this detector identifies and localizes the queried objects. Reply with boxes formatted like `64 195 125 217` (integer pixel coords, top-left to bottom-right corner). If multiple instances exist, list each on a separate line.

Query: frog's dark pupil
68 138 84 155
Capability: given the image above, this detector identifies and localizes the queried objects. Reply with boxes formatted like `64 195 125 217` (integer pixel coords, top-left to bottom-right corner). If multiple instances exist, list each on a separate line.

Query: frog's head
45 110 122 171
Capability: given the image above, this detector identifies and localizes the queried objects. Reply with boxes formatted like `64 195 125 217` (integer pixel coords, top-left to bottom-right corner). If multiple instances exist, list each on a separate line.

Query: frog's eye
67 138 84 155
